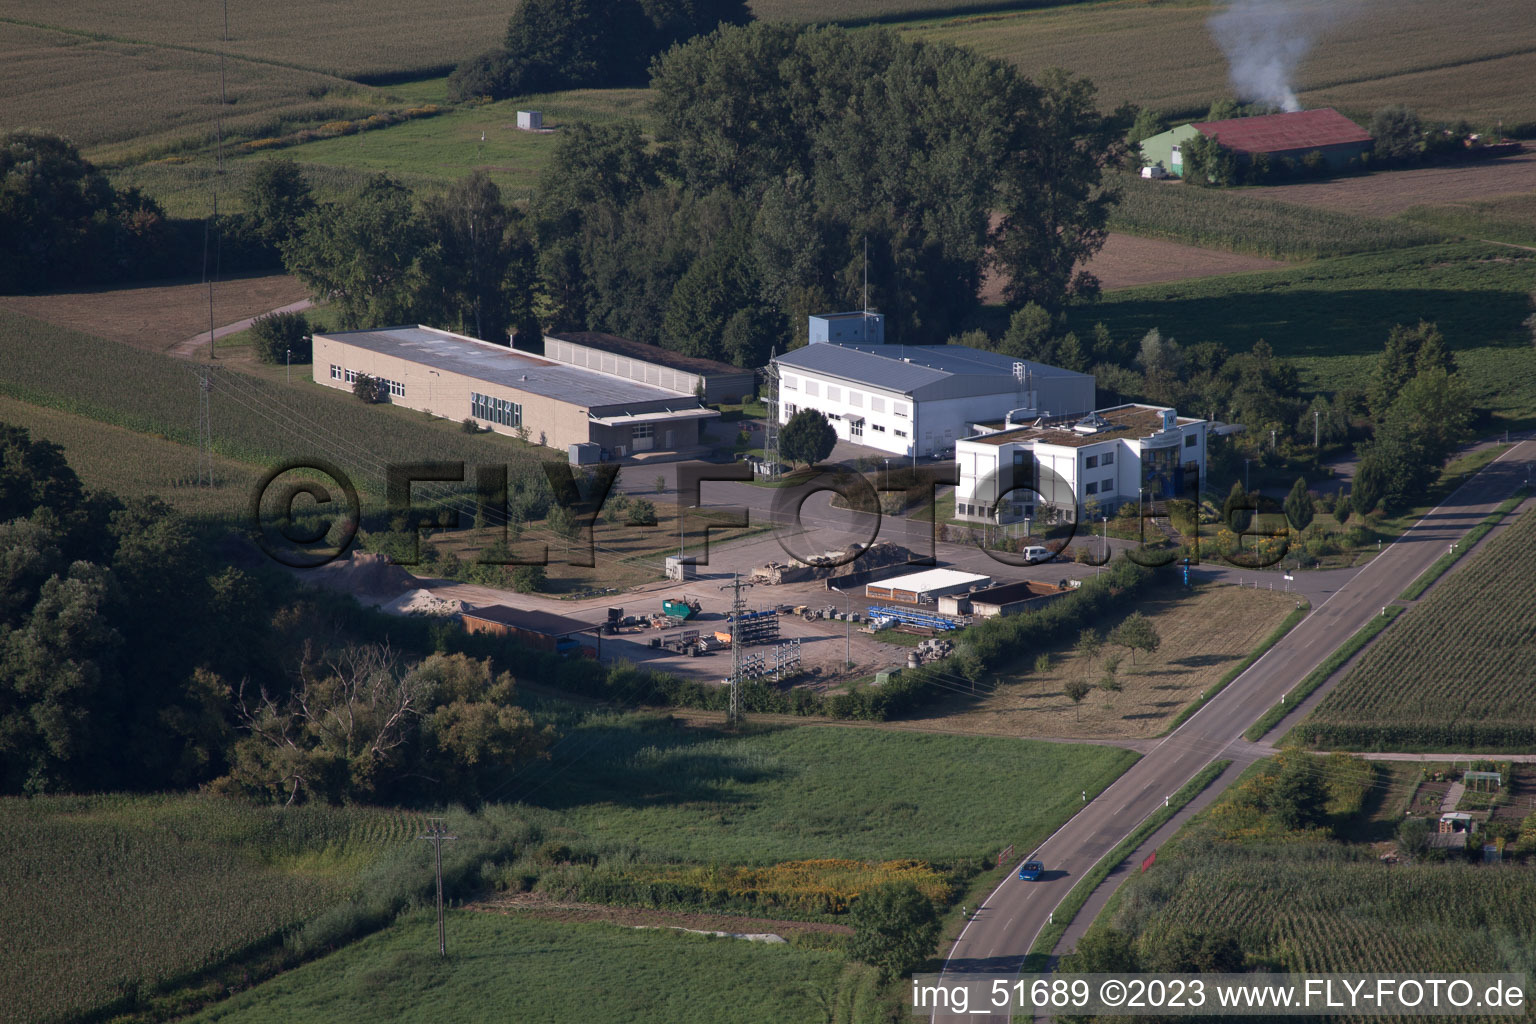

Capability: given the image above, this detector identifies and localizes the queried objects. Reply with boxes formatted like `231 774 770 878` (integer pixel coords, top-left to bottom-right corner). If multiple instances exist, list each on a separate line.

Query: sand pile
385 588 465 617
307 551 416 606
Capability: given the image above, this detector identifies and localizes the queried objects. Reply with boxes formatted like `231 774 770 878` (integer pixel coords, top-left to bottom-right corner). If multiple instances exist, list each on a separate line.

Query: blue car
1018 860 1044 881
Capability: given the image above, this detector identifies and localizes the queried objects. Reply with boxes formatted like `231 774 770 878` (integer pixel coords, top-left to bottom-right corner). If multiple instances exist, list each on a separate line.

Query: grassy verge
1246 607 1405 743
1021 759 1231 968
1159 601 1309 735
1398 488 1529 601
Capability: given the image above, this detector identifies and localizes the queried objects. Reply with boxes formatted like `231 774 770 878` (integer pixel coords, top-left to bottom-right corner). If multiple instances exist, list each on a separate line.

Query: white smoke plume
1207 0 1321 113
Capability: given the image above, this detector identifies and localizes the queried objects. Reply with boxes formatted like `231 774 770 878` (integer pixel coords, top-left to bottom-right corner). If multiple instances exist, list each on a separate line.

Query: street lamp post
285 347 291 385
1244 458 1253 494
831 586 852 669
1101 514 1108 574
679 504 697 559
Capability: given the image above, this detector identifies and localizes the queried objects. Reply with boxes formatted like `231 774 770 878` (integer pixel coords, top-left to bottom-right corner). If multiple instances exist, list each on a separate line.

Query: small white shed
517 110 542 131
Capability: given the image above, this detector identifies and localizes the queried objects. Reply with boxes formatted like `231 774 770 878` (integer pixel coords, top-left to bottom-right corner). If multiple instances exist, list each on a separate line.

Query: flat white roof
871 568 992 593
318 325 698 410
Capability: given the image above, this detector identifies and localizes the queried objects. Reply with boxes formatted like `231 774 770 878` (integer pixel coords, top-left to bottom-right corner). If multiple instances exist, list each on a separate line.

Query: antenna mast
862 236 869 314
763 347 779 482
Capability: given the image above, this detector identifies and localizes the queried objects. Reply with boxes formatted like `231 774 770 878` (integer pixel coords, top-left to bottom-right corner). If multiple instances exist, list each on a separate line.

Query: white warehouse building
772 321 1095 458
956 404 1208 525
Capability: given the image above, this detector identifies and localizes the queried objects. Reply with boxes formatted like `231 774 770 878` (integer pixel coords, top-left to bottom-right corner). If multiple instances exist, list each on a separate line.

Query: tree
422 171 534 342
509 565 545 593
848 882 939 981
1074 628 1102 663
0 130 174 292
250 310 311 365
0 424 84 522
1146 927 1246 973
626 498 658 526
242 157 315 254
1063 677 1091 719
998 302 1056 361
1097 665 1122 694
1108 612 1160 664
1062 927 1139 973
1284 476 1314 532
351 373 387 403
1370 105 1423 164
546 503 582 559
450 0 751 101
1369 321 1447 421
1350 460 1385 517
993 69 1134 313
282 174 439 329
1333 494 1352 525
1268 755 1329 831
1396 816 1432 861
1128 107 1165 148
778 408 837 467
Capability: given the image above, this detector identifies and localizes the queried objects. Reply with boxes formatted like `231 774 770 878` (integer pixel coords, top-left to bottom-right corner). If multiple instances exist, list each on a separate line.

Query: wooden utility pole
418 819 458 957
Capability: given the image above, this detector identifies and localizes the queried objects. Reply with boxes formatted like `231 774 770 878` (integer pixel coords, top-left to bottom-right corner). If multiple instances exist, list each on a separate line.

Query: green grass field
1401 195 1536 249
1076 242 1536 426
185 912 869 1024
1298 507 1536 752
511 718 1138 863
0 795 436 1024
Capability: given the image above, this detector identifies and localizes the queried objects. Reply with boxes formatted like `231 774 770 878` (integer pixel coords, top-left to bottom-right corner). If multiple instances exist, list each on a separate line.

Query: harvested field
0 23 376 159
897 585 1298 741
1260 151 1536 218
1087 233 1288 293
901 0 1536 128
981 232 1290 302
0 273 309 353
0 2 506 81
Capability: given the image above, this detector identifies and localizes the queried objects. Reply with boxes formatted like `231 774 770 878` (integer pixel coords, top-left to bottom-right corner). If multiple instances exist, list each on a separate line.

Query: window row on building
471 392 522 428
330 365 403 397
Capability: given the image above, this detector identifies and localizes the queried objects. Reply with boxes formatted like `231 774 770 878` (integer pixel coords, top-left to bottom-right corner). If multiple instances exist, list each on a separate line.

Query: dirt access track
1261 150 1536 216
0 271 309 353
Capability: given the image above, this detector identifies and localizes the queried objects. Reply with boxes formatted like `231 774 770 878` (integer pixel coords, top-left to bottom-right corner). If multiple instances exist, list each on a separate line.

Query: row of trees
0 423 554 800
0 133 324 294
1353 321 1473 515
288 25 1132 367
449 0 752 101
0 132 188 293
280 167 539 343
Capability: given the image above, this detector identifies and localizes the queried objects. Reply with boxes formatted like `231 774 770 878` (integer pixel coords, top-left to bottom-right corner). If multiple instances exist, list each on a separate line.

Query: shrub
352 373 387 403
461 417 480 433
250 310 311 364
510 565 545 593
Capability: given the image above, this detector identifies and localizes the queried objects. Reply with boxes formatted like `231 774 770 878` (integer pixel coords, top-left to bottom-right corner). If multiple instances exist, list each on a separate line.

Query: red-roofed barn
1139 108 1374 178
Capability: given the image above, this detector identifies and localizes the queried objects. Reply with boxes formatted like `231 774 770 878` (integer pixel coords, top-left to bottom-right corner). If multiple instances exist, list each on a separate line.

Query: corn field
553 857 954 918
1304 509 1536 751
0 311 554 517
0 794 427 1024
1112 843 1536 1018
1110 174 1446 260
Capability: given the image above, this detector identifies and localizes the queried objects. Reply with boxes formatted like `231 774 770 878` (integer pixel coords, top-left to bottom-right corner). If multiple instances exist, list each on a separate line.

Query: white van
1021 545 1052 564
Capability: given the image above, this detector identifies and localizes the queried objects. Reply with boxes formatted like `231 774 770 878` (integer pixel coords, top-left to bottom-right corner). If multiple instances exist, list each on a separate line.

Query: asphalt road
934 439 1535 1023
